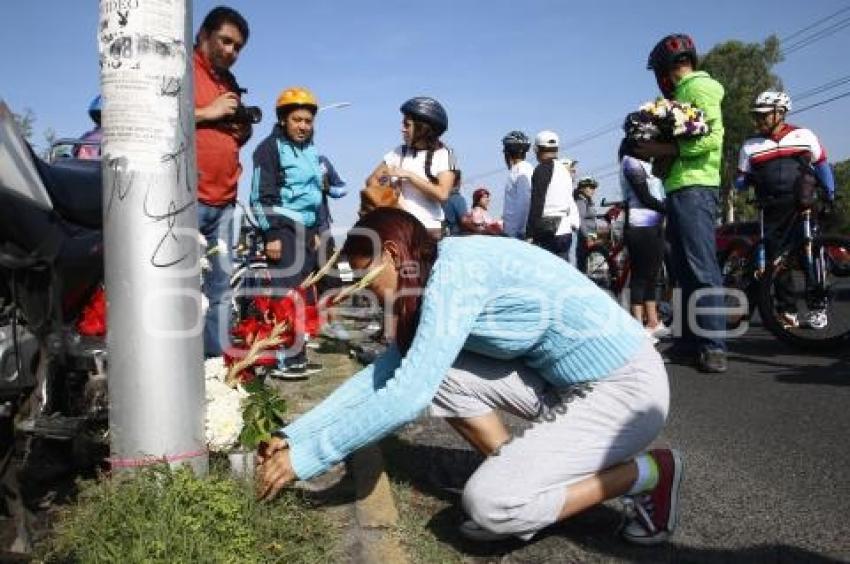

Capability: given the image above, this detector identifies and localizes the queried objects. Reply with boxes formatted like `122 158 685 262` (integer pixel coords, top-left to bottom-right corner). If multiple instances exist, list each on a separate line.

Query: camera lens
245 106 262 124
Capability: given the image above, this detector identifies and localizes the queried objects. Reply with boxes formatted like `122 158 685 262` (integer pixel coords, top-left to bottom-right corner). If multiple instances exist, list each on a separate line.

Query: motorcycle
0 100 107 552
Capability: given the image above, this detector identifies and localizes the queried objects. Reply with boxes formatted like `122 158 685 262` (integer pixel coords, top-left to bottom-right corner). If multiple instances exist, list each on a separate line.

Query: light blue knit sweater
283 236 646 479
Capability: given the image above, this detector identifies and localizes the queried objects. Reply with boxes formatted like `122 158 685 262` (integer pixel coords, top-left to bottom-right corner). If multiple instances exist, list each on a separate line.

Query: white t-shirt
543 159 579 235
503 160 533 238
383 145 456 229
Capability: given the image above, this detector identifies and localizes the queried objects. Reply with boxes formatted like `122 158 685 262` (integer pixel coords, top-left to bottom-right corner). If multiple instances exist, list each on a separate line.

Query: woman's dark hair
341 208 438 354
618 138 640 161
504 145 527 159
197 6 250 44
472 188 490 208
402 118 444 183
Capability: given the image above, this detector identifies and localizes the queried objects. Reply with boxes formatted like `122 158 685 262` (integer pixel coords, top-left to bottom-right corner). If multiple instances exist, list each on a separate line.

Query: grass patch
35 460 338 563
389 480 462 564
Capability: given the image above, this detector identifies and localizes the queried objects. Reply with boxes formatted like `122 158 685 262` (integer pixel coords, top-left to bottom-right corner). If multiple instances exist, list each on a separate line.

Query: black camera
226 103 262 125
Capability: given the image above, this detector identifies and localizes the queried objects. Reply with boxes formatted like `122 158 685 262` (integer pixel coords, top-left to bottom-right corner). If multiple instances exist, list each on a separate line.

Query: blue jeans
199 202 234 357
665 187 726 352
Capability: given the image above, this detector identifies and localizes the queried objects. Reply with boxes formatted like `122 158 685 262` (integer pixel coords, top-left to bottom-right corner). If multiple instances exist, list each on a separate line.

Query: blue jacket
282 236 648 479
442 190 469 235
250 125 323 240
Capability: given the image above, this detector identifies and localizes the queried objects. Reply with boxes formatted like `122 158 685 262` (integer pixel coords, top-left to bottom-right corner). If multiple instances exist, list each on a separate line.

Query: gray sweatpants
430 341 669 538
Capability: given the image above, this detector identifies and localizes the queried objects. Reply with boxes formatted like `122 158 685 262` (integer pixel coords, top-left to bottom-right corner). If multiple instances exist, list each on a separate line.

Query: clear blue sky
2 0 848 232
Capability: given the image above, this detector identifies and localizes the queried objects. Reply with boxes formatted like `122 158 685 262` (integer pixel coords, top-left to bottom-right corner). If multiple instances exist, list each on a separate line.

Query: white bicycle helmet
752 90 791 113
535 130 559 149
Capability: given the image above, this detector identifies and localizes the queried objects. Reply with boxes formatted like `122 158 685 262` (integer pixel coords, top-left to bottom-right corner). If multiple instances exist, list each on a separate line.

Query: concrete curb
349 444 409 564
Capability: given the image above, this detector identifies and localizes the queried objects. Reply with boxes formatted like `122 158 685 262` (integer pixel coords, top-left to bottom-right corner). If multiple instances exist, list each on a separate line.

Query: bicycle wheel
718 240 756 330
585 249 613 291
757 235 850 351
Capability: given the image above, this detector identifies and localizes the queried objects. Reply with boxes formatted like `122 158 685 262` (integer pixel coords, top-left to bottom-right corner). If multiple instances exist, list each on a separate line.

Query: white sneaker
779 312 799 329
803 309 828 330
648 323 672 339
645 328 659 345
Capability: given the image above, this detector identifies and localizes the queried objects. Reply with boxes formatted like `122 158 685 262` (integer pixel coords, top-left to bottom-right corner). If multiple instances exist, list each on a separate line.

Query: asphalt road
391 326 850 563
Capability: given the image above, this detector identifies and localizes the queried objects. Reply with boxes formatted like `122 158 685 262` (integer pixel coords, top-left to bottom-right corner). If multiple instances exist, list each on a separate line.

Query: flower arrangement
204 356 288 453
633 98 710 141
204 357 250 452
223 250 387 387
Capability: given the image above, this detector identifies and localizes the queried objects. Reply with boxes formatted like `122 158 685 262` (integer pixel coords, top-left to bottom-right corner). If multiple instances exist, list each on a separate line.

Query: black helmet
622 111 659 141
501 130 530 150
400 96 448 135
577 177 599 189
647 34 698 72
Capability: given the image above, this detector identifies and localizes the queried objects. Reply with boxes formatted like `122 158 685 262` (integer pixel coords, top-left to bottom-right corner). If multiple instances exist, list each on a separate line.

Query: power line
793 74 850 101
582 162 620 177
562 119 622 148
463 167 505 186
465 8 850 191
779 5 850 42
780 16 850 56
790 89 850 115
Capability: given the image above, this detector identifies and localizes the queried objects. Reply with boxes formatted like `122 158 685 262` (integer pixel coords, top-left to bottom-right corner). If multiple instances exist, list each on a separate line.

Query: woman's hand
256 439 296 501
265 239 282 261
256 436 288 465
386 166 412 181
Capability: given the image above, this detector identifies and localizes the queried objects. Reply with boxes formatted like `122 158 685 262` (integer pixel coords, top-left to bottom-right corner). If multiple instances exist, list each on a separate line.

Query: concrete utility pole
99 0 207 475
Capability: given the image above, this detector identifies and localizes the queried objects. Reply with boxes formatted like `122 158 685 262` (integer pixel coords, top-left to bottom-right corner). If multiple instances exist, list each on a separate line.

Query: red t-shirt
194 49 241 206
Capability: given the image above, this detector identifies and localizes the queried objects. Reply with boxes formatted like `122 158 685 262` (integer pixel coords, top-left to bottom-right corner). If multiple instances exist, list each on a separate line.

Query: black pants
535 232 572 263
575 233 589 273
763 205 802 314
624 224 664 304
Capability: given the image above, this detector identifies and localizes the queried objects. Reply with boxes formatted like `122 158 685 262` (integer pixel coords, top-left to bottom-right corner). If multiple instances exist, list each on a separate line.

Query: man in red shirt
194 6 250 357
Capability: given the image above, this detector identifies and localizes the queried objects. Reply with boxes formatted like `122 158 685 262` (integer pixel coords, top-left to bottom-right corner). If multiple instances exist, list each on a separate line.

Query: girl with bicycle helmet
249 86 325 378
619 113 668 340
366 96 458 239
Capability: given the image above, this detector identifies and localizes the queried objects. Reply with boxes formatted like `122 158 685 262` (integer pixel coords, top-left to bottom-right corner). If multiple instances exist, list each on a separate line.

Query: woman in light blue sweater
257 208 683 545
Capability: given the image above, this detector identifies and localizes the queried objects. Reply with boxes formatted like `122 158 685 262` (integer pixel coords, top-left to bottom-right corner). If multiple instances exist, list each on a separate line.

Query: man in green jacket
637 34 727 373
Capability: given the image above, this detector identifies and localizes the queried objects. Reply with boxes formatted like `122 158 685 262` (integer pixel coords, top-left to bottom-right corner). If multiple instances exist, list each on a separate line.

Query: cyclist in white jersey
735 91 836 329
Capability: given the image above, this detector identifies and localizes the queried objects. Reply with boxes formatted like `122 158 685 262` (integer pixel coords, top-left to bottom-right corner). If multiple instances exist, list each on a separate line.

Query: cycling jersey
737 124 828 201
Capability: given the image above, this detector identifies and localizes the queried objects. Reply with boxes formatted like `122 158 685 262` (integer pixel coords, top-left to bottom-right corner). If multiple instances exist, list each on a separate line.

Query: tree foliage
10 108 57 159
833 159 850 233
700 36 783 220
12 107 36 141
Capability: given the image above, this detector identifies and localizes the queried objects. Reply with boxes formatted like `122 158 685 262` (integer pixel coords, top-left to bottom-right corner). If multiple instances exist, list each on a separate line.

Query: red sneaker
621 448 683 545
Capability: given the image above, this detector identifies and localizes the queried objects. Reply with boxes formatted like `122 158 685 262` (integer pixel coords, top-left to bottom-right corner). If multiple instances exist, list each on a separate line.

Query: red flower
301 305 322 337
238 369 256 384
77 287 107 337
231 318 262 343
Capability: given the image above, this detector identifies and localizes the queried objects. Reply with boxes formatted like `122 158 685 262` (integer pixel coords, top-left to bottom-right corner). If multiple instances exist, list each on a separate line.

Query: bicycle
229 201 272 323
583 200 629 293
718 196 850 351
584 199 674 324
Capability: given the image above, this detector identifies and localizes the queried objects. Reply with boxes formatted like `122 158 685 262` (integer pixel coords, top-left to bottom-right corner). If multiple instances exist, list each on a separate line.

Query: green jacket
666 71 725 192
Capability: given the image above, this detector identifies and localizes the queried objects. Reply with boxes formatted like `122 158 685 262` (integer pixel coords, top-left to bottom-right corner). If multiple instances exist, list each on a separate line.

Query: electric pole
99 0 207 474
